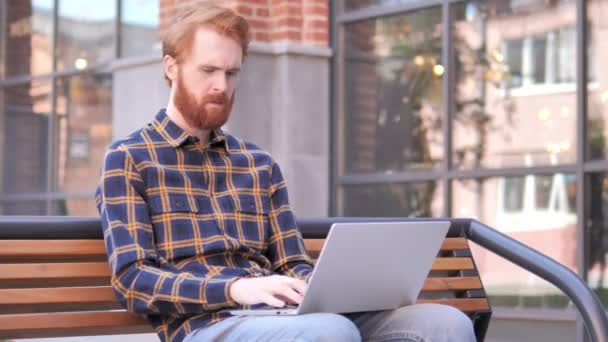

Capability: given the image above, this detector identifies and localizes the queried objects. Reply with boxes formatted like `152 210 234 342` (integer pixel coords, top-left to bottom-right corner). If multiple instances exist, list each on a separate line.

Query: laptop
227 221 450 316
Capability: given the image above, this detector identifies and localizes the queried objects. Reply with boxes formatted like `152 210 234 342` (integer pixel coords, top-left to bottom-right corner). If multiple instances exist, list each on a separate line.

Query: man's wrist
226 276 243 306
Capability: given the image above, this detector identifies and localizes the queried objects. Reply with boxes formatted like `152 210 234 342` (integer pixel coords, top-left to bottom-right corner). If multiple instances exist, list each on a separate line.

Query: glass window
342 0 418 12
341 7 443 175
587 173 608 306
503 176 525 212
51 197 98 216
557 26 576 84
3 0 54 78
341 181 443 217
120 0 160 57
56 0 117 71
505 39 524 88
54 73 113 194
531 35 547 85
587 0 608 160
452 1 577 169
452 174 577 308
0 199 48 215
535 175 553 210
1 80 51 195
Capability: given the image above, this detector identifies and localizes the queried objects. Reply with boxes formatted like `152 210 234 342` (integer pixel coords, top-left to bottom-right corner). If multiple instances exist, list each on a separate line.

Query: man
96 3 476 342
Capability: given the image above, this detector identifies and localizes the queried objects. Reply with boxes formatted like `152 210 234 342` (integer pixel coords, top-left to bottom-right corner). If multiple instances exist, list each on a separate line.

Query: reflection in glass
503 177 525 212
342 7 443 174
3 0 54 77
452 1 577 169
54 73 112 193
342 182 443 217
587 0 608 160
51 198 98 216
120 0 160 57
0 200 47 215
343 0 417 12
587 173 608 307
1 81 51 195
452 174 577 308
56 0 116 71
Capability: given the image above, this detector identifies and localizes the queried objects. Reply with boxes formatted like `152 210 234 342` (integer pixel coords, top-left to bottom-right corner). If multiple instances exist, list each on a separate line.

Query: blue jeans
183 303 476 342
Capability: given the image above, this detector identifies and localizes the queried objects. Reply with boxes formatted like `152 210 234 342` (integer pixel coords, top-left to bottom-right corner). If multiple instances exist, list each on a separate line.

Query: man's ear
163 55 178 82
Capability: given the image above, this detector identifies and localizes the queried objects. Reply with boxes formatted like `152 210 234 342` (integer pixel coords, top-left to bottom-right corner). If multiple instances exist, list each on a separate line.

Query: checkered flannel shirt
95 109 314 342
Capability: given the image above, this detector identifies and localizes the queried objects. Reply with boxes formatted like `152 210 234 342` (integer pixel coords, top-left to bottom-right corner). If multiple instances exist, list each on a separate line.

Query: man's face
172 27 242 130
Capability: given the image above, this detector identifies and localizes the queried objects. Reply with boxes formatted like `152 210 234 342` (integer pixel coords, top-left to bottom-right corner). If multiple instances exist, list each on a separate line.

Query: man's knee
429 304 475 337
300 313 361 342
391 304 475 341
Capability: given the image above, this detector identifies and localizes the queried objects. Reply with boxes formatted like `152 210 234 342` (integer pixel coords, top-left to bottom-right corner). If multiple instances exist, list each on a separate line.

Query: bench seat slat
0 311 149 336
431 257 474 271
0 240 106 260
304 238 468 256
0 277 483 307
0 238 469 261
0 262 110 280
0 259 474 281
422 277 482 291
0 286 116 305
417 298 490 312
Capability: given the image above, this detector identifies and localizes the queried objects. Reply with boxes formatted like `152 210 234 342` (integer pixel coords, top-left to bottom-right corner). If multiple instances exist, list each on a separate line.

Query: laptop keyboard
251 303 299 310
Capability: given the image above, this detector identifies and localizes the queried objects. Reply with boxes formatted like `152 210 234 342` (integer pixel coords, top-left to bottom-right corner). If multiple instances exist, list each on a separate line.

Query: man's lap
183 303 476 342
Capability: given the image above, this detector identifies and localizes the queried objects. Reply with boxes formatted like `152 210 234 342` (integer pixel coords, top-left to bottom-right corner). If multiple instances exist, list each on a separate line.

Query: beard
173 75 234 131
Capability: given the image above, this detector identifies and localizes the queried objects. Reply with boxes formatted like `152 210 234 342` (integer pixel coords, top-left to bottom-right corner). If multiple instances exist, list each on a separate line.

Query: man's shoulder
103 125 158 165
225 133 274 161
107 125 156 153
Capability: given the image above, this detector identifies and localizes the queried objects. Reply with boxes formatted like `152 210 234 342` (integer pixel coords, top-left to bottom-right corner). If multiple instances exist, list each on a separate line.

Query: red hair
162 2 250 86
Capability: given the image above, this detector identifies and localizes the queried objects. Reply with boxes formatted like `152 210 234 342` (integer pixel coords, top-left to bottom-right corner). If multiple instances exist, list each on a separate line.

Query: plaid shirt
95 109 314 342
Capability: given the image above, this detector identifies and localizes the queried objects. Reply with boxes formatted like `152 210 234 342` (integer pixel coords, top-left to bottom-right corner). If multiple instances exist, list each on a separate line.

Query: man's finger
288 278 308 295
275 286 303 305
262 293 285 308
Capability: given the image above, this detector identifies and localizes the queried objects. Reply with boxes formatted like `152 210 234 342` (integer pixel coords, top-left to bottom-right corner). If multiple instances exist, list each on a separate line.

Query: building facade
1 0 608 341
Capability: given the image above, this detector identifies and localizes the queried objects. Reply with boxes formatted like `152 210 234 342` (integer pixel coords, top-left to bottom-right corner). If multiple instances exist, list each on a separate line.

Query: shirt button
175 200 184 208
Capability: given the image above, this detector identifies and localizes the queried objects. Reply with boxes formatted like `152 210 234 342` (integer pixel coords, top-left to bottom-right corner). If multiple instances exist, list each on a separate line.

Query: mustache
203 93 228 104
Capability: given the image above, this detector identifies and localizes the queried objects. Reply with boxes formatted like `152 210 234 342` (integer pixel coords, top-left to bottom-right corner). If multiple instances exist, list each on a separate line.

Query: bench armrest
296 217 608 342
467 220 608 342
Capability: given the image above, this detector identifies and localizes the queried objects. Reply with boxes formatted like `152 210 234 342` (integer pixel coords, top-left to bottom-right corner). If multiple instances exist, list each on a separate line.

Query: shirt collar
152 109 229 152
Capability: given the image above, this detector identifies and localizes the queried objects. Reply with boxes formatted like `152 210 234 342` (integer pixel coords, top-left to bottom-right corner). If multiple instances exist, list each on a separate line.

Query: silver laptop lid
298 221 450 314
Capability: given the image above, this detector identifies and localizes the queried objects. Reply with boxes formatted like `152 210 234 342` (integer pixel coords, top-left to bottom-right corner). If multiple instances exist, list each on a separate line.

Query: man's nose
210 72 227 93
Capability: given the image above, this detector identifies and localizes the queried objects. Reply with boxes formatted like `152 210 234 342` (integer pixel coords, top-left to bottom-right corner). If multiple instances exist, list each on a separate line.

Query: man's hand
229 275 308 307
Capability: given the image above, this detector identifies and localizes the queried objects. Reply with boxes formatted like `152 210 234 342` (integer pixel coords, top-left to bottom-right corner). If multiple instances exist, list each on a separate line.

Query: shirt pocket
148 193 221 261
233 195 270 250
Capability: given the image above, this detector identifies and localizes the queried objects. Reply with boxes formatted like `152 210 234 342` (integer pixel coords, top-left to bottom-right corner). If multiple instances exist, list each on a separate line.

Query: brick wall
159 0 329 47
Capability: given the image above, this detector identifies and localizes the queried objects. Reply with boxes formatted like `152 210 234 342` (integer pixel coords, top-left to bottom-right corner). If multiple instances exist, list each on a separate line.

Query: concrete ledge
249 41 333 58
492 307 577 322
110 41 333 72
110 53 161 71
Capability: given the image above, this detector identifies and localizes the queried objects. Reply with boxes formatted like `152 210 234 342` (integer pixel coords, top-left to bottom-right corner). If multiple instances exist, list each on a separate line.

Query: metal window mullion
576 0 589 341
337 0 448 24
340 163 582 186
1 1 7 79
329 0 340 216
583 159 608 172
442 0 453 217
46 0 59 214
116 0 121 59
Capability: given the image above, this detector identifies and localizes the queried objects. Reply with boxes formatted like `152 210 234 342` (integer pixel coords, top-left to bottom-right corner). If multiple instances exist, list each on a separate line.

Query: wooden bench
0 218 491 340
